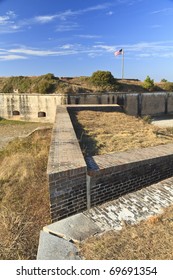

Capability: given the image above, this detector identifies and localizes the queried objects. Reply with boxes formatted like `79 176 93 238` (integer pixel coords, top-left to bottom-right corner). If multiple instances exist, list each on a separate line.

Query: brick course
87 144 173 207
47 106 87 222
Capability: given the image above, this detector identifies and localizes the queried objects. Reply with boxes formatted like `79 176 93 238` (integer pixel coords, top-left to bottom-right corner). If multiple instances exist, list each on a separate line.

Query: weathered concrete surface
141 93 166 116
44 213 102 242
151 115 173 127
84 177 173 231
38 176 173 259
37 231 81 260
0 93 65 122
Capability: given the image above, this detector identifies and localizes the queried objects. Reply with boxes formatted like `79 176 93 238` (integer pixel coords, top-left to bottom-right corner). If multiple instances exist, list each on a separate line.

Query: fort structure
1 91 173 123
47 104 173 222
1 91 173 223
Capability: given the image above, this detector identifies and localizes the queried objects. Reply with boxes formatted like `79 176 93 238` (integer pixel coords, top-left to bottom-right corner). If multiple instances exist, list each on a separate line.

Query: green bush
143 76 155 91
161 79 168 83
34 80 55 94
90 70 116 90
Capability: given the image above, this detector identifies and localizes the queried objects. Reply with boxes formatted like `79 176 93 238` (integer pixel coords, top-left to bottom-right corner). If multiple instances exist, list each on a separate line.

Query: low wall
46 105 173 222
47 106 87 222
87 144 173 207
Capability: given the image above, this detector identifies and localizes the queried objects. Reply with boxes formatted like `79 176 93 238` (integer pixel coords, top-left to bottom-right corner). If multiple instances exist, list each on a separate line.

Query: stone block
37 231 81 260
44 213 102 242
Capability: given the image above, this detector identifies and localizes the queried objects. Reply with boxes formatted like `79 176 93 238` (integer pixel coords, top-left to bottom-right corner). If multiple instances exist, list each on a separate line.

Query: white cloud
56 23 79 32
151 8 173 15
8 46 78 57
92 41 173 59
150 24 161 29
75 34 101 39
34 3 111 24
0 54 27 61
35 15 57 23
106 11 114 16
9 48 60 56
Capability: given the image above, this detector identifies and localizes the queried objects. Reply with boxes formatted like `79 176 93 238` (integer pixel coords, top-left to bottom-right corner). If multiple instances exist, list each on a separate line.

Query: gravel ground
0 122 52 150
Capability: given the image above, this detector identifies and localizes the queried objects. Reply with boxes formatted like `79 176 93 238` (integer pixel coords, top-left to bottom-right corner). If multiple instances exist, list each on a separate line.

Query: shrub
161 79 168 83
90 70 116 90
143 76 155 91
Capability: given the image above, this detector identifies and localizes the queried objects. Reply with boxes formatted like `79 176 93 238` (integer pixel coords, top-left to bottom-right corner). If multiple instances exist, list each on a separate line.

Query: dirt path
0 121 52 150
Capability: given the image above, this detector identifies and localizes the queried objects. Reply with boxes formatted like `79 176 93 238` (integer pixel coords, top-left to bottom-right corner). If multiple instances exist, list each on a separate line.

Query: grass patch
0 128 51 259
0 118 35 125
70 110 173 157
80 205 173 260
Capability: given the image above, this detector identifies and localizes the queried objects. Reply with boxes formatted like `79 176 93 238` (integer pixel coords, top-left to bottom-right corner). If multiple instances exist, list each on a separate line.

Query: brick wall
47 105 173 222
47 106 87 222
87 144 173 207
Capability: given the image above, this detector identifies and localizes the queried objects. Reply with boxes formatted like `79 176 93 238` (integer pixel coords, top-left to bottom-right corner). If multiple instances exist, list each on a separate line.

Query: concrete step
37 231 81 260
43 213 102 243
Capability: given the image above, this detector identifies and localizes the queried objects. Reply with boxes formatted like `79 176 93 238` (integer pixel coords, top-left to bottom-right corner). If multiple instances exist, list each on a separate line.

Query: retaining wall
1 92 173 122
47 105 173 222
87 144 173 207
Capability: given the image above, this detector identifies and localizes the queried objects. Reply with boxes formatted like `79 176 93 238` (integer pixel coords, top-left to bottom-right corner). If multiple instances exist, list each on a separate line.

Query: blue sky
0 0 173 81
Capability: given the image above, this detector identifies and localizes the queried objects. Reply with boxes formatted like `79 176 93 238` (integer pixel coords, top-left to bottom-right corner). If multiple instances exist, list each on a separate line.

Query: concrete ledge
37 231 81 260
43 213 102 242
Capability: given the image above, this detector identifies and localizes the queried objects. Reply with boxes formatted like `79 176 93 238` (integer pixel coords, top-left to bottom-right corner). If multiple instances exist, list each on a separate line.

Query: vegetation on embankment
0 71 173 94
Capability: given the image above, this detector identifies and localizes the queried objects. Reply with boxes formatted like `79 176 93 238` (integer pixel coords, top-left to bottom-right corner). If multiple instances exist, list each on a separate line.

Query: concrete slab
151 115 173 127
37 231 81 260
44 213 102 242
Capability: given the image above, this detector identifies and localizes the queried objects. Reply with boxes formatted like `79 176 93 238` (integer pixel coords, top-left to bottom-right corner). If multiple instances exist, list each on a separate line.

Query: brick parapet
87 143 173 207
47 106 87 222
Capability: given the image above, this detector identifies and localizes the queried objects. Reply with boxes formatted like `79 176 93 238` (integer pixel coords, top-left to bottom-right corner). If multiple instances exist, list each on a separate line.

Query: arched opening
13 110 20 116
38 111 46 117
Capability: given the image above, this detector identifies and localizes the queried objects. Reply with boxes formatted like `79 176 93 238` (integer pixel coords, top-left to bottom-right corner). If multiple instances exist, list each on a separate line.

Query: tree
143 75 155 91
161 79 168 83
90 70 116 90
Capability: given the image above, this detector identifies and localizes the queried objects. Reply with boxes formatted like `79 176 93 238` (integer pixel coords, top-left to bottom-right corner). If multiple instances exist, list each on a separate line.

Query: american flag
114 49 123 56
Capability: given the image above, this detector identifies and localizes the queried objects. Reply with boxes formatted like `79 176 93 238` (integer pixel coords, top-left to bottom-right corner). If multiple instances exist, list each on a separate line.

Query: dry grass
73 109 173 260
71 110 173 156
80 205 173 260
0 128 51 259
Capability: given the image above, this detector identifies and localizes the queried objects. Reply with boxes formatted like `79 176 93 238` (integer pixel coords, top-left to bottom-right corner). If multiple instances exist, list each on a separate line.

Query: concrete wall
0 93 67 122
140 93 166 116
1 92 173 122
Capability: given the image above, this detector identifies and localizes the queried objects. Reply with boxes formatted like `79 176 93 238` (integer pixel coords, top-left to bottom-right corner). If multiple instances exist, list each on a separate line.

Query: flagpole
122 49 124 80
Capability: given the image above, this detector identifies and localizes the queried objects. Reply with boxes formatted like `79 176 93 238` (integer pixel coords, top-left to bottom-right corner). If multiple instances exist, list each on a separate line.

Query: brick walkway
84 177 173 231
